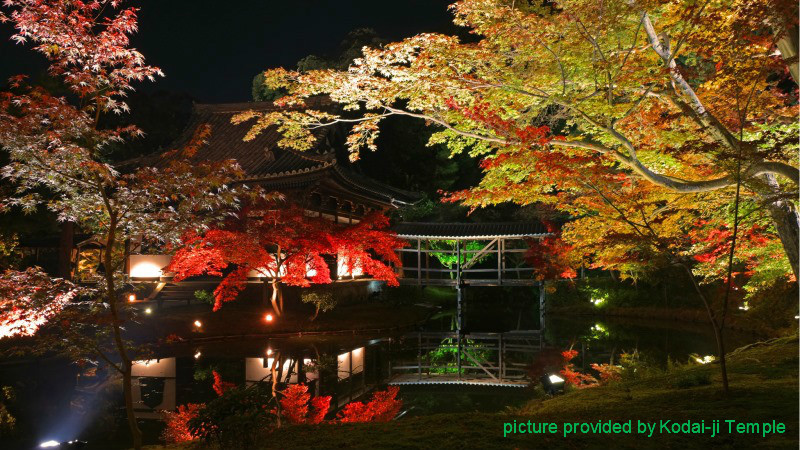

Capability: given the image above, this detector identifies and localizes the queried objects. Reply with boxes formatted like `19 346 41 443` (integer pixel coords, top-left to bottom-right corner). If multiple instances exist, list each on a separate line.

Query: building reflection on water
131 342 375 419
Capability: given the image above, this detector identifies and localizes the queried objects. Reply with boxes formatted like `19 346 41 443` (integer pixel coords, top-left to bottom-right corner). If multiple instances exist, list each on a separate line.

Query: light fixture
266 348 273 356
694 355 715 364
194 351 201 359
144 307 152 314
540 373 566 395
193 320 202 328
265 314 273 323
128 293 136 302
39 441 60 448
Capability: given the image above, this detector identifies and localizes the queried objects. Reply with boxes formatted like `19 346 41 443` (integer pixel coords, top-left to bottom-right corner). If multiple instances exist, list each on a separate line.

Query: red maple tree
167 202 406 314
338 386 402 423
161 403 202 444
279 383 331 425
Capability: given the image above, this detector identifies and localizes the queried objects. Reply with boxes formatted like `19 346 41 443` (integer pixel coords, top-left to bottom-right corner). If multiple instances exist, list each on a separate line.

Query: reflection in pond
129 341 379 420
0 316 759 448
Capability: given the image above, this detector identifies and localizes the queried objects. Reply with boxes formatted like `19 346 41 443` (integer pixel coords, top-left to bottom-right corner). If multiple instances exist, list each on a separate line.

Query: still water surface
0 314 757 449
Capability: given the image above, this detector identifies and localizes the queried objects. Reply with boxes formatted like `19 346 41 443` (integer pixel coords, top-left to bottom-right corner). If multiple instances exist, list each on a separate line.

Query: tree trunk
271 279 282 316
763 174 800 279
102 212 143 450
776 24 799 83
310 305 320 321
767 198 800 279
122 365 143 450
680 264 729 393
709 317 729 393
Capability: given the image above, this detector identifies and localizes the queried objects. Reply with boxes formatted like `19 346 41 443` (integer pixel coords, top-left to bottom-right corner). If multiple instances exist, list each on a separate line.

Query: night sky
0 0 456 102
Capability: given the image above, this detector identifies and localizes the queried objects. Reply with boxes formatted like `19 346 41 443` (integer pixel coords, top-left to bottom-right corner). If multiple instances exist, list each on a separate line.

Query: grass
149 335 799 450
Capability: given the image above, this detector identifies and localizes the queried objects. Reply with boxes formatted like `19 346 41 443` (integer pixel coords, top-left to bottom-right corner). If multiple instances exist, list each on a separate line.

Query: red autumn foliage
279 383 331 425
211 370 235 397
525 223 577 281
167 202 406 312
590 363 623 384
162 403 202 444
559 350 598 388
338 386 402 423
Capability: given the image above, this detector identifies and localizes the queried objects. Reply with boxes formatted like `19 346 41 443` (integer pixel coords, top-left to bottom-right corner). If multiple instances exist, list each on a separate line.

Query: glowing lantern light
266 348 273 356
540 373 566 395
128 293 136 302
194 351 201 359
694 355 716 365
144 307 152 314
265 314 273 323
193 320 202 328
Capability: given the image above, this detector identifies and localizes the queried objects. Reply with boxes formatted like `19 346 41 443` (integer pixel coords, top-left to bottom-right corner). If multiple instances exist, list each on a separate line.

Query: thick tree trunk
767 199 800 279
776 24 799 83
271 279 282 316
763 174 800 279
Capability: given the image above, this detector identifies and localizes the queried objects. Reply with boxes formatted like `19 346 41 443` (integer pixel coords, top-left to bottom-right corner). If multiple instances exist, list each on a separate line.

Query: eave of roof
392 222 550 239
120 98 423 207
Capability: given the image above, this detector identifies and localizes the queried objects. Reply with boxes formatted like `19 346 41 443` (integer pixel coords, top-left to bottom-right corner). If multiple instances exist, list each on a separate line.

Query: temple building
137 98 421 222
125 99 421 302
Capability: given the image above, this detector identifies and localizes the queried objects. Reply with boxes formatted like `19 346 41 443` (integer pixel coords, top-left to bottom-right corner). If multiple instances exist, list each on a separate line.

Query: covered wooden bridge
393 222 549 287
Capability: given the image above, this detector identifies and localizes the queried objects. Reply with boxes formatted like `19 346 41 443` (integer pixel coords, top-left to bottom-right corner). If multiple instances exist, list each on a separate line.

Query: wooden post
416 238 421 286
498 334 503 381
457 241 463 380
497 238 502 285
539 282 546 346
417 333 422 381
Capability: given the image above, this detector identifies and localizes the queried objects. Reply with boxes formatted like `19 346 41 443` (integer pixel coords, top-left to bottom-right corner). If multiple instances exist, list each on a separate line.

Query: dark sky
0 0 455 102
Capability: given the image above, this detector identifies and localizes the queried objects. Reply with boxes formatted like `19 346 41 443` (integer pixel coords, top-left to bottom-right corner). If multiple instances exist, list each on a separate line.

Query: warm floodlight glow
128 255 173 278
193 320 202 328
266 348 273 356
144 307 152 314
265 314 273 322
39 440 60 447
128 293 136 302
694 355 716 365
548 374 565 384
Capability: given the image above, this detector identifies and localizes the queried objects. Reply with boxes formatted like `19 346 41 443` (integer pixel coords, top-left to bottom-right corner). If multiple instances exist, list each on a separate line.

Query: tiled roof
392 222 550 239
163 99 336 178
125 99 421 205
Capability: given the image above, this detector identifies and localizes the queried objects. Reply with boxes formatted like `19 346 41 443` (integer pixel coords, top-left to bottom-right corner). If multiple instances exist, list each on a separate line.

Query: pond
0 311 758 449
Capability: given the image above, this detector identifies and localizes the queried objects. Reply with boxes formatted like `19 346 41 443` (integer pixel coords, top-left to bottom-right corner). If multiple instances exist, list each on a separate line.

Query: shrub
673 372 712 389
162 403 202 444
189 383 274 450
280 383 331 424
301 291 337 321
193 289 215 306
339 386 402 423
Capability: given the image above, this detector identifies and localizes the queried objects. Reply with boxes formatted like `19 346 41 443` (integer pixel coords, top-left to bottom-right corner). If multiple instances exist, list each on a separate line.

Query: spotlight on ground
540 373 566 395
